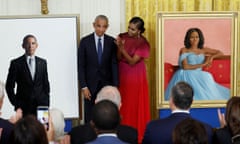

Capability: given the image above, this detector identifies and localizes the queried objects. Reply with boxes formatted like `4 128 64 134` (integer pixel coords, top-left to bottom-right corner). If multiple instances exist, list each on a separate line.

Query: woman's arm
180 48 208 69
200 48 224 67
180 48 206 70
115 37 142 65
182 58 207 70
204 47 223 62
120 48 141 66
115 37 123 60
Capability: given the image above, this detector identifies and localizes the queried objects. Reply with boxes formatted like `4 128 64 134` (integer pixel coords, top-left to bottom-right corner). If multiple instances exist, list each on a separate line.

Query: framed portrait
0 15 80 118
156 12 239 108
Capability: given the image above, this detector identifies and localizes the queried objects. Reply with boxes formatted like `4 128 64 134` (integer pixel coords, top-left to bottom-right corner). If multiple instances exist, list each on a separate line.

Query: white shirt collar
94 33 104 40
26 55 35 60
172 109 190 114
97 133 117 138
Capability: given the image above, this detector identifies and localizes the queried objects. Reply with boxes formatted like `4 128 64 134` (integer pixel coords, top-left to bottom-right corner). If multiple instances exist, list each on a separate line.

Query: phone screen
37 106 49 125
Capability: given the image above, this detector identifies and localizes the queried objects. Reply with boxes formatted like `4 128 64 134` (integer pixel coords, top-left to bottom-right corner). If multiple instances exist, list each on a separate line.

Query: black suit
69 123 138 144
78 33 119 122
142 113 213 144
6 55 50 116
213 126 232 144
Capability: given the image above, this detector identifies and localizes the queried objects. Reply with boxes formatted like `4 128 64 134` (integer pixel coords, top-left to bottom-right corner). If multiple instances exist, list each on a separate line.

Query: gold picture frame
156 12 239 108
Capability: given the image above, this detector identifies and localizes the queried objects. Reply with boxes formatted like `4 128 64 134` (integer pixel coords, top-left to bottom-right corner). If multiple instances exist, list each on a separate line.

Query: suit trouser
84 81 103 123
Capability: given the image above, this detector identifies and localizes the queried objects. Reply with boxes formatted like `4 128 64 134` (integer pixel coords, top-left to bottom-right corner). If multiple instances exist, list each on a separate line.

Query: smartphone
37 106 49 126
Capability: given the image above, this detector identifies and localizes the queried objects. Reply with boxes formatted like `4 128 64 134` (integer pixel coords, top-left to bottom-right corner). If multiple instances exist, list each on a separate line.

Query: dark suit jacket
78 33 119 94
86 135 128 144
213 126 232 144
6 55 50 116
69 123 137 144
0 118 14 144
142 113 213 144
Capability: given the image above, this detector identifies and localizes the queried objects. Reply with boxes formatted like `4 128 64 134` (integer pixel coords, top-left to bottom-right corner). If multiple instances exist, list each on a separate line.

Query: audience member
86 100 128 144
69 85 137 144
9 115 49 144
9 114 69 144
213 96 240 144
142 81 213 144
0 81 22 144
48 114 70 144
172 118 208 144
49 108 65 142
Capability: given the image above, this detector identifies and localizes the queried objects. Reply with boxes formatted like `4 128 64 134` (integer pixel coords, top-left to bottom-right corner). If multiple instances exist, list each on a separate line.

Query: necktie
98 38 103 64
29 58 34 79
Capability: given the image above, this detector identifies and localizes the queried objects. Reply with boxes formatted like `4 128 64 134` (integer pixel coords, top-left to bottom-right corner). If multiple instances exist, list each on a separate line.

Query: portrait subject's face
23 37 38 56
189 31 199 47
93 19 108 37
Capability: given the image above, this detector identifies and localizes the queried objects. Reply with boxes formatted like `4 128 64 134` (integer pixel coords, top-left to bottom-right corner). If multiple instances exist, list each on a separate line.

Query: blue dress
165 52 230 100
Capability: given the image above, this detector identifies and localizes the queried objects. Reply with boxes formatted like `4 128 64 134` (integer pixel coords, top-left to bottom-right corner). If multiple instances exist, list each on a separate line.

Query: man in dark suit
78 15 119 123
86 100 127 144
142 81 213 144
6 34 50 116
69 86 137 144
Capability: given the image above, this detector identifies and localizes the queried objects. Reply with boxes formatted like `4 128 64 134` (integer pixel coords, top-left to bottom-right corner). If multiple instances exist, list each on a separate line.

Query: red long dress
118 33 150 143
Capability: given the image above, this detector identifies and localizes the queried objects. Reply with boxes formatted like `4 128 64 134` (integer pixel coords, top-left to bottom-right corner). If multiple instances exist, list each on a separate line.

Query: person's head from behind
172 118 208 144
95 85 121 108
22 34 38 56
49 108 65 142
10 115 48 144
93 15 109 37
170 81 193 110
128 16 145 37
91 100 120 134
0 81 5 110
224 96 240 143
184 27 204 49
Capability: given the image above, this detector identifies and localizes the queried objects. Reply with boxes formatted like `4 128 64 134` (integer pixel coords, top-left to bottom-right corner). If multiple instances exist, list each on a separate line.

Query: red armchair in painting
164 55 231 90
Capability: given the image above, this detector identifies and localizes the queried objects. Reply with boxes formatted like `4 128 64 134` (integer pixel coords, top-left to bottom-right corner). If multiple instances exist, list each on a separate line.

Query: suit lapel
34 57 40 82
90 34 100 64
20 55 34 83
101 35 111 64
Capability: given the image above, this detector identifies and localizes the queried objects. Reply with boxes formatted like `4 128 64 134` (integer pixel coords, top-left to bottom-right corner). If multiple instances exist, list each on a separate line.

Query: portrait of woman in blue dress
165 27 230 100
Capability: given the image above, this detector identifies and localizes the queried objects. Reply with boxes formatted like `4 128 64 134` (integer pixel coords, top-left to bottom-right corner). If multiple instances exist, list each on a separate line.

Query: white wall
0 0 125 37
0 0 125 119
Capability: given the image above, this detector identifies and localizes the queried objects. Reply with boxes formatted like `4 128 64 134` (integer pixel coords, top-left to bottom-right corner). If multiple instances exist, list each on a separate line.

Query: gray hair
96 86 121 107
94 15 109 24
0 81 5 99
49 108 65 141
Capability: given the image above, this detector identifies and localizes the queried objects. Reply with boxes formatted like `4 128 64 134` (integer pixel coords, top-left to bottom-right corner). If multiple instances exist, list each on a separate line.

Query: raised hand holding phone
37 106 49 129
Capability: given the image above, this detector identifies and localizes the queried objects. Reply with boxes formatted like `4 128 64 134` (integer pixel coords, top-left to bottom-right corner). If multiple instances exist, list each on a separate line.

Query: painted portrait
156 12 238 108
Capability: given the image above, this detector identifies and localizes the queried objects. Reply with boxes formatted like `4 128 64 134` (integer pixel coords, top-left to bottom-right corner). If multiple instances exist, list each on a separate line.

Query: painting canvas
156 12 239 108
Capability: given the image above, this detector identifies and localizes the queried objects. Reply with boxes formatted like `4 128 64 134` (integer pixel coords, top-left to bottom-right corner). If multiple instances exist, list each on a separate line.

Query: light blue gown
165 52 230 100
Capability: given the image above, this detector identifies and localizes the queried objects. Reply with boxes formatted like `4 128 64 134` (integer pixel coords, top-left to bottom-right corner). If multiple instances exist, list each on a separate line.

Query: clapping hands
115 36 125 51
217 108 226 128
